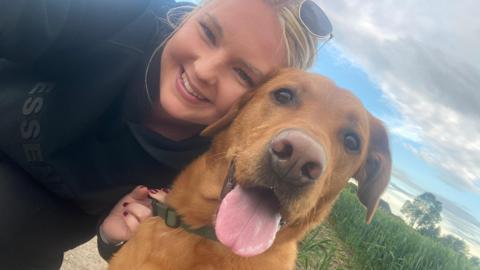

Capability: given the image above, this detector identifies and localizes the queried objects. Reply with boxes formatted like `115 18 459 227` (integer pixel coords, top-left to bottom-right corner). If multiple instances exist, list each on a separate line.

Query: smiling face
156 0 286 127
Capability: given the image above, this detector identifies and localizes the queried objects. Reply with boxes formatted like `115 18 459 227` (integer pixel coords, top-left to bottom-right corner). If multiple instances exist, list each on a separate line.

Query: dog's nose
269 129 326 186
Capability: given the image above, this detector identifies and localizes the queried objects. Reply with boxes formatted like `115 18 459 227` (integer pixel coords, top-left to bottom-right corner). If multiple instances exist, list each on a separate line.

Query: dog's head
200 69 391 257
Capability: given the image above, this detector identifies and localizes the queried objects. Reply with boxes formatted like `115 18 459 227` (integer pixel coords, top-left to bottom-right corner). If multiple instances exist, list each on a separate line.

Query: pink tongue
215 185 281 257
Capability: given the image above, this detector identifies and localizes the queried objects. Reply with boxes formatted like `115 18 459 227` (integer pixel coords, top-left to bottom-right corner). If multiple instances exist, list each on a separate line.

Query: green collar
151 198 218 241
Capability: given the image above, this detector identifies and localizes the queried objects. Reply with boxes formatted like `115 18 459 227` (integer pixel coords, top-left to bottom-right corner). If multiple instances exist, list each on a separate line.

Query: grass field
297 185 479 270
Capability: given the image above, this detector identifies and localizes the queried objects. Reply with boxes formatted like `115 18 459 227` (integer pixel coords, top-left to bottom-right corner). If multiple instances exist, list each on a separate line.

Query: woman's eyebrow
204 13 223 39
204 13 264 80
241 61 264 80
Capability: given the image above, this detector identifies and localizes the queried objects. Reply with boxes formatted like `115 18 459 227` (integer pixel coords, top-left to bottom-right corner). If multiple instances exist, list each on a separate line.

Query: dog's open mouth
215 161 282 257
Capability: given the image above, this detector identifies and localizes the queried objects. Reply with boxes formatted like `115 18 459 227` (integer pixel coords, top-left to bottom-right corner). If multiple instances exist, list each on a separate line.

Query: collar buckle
164 207 181 228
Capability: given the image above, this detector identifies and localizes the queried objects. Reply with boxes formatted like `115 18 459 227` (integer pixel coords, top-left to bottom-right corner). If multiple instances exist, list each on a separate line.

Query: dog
109 69 391 270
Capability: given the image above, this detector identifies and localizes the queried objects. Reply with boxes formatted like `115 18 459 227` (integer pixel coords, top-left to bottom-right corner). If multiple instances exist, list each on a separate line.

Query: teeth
181 72 206 100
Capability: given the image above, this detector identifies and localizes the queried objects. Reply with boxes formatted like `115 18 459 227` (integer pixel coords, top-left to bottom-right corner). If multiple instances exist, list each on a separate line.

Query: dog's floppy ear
354 115 392 224
200 92 255 137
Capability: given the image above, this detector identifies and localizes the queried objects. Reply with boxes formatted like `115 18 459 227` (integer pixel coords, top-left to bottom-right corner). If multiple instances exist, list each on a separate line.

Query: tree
440 235 469 256
470 256 479 267
400 192 442 237
417 225 441 238
378 199 392 215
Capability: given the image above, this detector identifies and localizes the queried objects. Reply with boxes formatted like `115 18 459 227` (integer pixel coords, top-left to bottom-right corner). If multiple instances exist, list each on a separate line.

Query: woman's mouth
177 69 210 103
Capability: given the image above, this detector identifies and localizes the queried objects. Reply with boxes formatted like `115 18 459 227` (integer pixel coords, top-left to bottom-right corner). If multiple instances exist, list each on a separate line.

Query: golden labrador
109 69 391 270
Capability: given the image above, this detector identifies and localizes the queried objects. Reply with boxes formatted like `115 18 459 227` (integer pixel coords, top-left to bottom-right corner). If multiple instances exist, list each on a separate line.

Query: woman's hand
99 185 167 245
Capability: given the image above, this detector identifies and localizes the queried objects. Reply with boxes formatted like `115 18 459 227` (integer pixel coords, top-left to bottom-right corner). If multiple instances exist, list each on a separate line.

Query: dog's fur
109 69 391 270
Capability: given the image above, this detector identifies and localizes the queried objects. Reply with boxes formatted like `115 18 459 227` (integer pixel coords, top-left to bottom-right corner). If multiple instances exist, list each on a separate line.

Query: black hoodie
0 0 209 215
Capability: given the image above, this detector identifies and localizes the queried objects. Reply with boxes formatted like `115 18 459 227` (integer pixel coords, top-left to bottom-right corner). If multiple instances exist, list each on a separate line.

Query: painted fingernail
122 202 129 207
161 188 171 193
123 211 128 216
149 189 158 194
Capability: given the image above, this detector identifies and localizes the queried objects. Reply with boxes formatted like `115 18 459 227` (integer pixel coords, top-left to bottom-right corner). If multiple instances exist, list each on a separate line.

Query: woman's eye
272 88 296 105
234 68 254 88
344 133 361 153
200 22 216 45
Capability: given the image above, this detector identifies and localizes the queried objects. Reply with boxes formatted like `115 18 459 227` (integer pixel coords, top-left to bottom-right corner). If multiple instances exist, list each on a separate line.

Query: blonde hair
165 0 319 70
272 0 319 69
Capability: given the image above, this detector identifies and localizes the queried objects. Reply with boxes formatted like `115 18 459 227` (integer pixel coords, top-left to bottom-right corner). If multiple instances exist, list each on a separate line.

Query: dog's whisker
213 155 227 162
211 151 229 162
211 151 227 159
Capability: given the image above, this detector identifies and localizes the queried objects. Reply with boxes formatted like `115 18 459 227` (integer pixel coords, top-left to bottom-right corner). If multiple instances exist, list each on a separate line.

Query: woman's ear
354 115 392 224
200 92 255 137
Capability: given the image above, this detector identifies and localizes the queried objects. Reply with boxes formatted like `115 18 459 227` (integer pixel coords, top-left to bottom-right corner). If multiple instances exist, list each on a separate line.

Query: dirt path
60 237 107 270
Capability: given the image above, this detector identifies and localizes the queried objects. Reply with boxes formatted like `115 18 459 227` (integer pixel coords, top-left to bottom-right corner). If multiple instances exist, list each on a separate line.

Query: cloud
390 167 424 195
435 194 480 256
317 0 480 192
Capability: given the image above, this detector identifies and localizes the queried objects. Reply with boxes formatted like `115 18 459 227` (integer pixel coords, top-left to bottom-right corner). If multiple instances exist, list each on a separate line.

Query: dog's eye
272 88 295 105
344 133 361 153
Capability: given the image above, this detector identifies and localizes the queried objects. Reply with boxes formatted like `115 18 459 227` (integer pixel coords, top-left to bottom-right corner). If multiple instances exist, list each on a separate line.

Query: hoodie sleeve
97 229 124 261
0 0 150 63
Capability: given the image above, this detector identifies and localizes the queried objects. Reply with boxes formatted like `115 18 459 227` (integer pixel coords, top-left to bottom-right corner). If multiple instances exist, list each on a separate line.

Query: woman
0 0 331 268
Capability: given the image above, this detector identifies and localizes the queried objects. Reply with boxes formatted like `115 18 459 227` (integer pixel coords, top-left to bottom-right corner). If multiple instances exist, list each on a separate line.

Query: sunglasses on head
299 0 333 41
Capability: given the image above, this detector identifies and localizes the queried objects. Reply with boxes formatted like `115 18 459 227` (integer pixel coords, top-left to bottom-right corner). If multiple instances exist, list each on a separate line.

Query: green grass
297 222 356 270
297 227 336 270
296 188 479 270
329 190 478 270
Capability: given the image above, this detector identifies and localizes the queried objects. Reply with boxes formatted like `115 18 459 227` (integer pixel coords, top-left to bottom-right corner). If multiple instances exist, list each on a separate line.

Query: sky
312 0 480 258
184 0 480 258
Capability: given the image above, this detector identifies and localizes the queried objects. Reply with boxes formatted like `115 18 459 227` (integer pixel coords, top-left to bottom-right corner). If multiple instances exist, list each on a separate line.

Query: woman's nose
192 51 225 86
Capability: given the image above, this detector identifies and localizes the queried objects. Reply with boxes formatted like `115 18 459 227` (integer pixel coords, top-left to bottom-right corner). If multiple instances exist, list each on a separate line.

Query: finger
129 185 150 201
111 186 149 214
125 203 152 222
124 197 151 209
123 211 141 237
148 189 168 202
100 216 131 243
